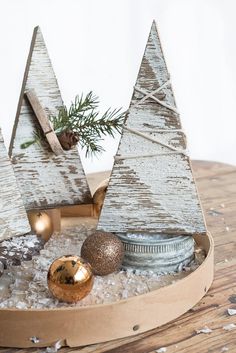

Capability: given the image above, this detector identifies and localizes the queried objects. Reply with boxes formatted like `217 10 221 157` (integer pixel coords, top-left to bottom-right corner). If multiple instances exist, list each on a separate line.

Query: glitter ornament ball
27 211 53 241
81 231 124 276
47 255 94 303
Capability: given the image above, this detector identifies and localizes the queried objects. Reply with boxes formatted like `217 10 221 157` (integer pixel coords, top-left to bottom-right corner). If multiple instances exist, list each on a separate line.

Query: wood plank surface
60 204 94 217
9 26 92 210
25 90 64 156
98 22 206 236
1 160 236 352
0 129 30 241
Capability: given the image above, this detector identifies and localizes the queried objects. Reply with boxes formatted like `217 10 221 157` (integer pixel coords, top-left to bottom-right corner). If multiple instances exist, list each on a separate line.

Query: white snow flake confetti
196 326 213 334
30 336 40 343
227 308 236 316
223 323 236 331
155 348 167 353
46 340 63 352
221 347 229 352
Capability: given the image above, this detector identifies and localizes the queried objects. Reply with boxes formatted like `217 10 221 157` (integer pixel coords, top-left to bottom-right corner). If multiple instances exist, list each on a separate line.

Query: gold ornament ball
47 255 94 303
27 211 53 241
81 231 124 276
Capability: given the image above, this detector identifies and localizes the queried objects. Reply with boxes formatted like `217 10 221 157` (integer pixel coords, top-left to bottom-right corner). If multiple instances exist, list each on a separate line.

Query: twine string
134 86 179 114
116 80 187 160
114 151 187 161
131 80 171 109
123 126 187 157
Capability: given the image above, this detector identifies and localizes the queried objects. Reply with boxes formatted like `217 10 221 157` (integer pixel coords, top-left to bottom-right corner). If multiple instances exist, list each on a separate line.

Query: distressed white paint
98 21 206 235
0 128 30 241
9 27 92 210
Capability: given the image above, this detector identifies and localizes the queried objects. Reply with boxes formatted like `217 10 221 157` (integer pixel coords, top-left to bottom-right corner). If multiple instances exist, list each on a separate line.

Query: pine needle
21 92 125 157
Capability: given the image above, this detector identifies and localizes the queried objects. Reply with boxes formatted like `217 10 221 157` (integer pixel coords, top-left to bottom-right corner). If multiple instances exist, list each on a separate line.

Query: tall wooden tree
98 21 206 236
0 128 30 241
9 27 92 210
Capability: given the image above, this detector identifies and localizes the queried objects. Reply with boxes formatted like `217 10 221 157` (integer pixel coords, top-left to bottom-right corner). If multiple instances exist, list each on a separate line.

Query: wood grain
0 128 30 241
60 204 94 217
0 160 235 352
98 21 206 235
9 26 92 210
25 90 64 155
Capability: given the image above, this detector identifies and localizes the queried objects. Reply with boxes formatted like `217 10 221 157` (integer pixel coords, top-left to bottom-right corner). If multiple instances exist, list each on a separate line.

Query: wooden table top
1 160 236 353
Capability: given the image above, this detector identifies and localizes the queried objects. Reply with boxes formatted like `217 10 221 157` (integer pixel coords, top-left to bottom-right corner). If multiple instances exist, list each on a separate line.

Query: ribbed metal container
117 233 195 273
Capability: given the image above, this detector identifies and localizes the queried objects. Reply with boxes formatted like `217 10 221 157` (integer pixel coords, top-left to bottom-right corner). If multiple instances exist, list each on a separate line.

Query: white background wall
0 0 235 173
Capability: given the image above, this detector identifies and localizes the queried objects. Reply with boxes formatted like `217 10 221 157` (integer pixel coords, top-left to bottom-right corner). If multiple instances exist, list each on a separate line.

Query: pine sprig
20 128 45 149
21 92 126 157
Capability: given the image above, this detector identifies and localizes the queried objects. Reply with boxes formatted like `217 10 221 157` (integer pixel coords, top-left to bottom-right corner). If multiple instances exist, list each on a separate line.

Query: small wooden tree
9 27 92 211
0 128 30 241
98 21 206 237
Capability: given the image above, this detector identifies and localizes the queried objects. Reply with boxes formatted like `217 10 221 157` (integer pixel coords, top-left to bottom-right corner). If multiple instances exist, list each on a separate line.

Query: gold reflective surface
47 255 94 303
27 211 53 241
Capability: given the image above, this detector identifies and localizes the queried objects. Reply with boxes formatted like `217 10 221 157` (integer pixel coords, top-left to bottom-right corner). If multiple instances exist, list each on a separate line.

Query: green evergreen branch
21 91 126 157
20 128 45 149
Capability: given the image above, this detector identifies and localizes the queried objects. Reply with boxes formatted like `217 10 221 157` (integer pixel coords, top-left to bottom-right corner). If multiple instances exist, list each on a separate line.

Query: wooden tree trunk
0 129 30 241
9 27 92 211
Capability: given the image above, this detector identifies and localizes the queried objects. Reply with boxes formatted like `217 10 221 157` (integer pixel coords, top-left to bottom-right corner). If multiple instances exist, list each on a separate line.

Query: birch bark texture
98 21 206 236
0 129 30 241
9 27 92 210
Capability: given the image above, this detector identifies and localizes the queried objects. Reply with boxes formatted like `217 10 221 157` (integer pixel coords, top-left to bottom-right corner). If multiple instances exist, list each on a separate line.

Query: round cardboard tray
0 232 214 348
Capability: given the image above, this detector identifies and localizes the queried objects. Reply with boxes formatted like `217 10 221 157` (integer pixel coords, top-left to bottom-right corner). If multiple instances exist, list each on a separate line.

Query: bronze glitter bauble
47 255 94 303
27 211 53 242
81 231 124 276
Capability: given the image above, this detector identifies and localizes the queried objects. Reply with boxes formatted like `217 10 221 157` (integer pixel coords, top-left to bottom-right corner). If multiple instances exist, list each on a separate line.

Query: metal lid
117 233 195 273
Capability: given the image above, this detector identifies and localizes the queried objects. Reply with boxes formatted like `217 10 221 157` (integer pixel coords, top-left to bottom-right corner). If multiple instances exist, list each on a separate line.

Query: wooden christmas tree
98 22 206 266
9 27 92 210
0 128 30 241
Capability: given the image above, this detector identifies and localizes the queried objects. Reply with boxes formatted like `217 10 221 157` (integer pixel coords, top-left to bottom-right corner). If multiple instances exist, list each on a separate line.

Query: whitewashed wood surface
98 21 206 235
0 129 30 241
9 27 92 210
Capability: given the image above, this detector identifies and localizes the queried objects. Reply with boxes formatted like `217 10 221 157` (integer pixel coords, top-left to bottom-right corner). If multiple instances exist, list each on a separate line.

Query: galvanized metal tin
117 233 195 273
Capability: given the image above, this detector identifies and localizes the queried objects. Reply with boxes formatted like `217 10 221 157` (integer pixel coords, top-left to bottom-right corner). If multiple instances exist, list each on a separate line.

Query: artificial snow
0 222 205 309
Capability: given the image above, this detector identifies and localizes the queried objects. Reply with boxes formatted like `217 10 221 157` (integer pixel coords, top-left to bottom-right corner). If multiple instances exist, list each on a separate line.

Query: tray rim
0 232 214 348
